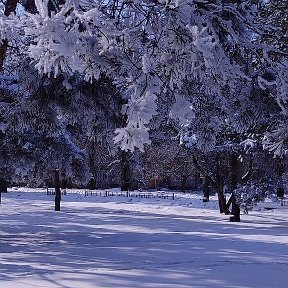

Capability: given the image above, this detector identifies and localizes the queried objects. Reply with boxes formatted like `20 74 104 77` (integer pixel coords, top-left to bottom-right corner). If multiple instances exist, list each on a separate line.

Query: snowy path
1 190 288 288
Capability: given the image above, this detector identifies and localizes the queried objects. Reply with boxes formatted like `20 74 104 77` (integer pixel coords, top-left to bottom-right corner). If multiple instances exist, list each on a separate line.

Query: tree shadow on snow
0 193 287 288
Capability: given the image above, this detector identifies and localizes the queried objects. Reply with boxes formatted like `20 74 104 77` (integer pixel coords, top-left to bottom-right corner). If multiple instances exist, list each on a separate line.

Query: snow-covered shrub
234 181 276 213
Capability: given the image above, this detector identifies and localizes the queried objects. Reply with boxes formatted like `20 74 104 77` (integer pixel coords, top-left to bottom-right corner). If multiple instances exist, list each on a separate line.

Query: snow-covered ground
1 188 288 288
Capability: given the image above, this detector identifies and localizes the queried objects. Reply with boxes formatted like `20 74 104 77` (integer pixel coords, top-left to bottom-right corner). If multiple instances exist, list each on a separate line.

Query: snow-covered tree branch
0 0 287 155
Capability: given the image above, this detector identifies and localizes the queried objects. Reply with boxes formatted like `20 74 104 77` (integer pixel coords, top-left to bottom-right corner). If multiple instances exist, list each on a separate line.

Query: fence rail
84 190 175 200
46 188 67 195
45 188 175 200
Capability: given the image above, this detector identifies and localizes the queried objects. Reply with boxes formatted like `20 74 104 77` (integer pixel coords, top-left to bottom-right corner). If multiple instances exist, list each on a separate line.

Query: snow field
0 189 288 288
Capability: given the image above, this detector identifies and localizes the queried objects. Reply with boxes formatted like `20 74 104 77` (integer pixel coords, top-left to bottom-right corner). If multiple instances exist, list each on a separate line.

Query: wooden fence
46 188 175 200
46 188 67 195
84 190 175 200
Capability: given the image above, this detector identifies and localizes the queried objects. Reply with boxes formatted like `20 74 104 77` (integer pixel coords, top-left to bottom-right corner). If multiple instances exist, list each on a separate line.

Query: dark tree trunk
218 194 224 213
88 178 96 190
120 150 131 191
54 170 61 211
0 177 8 204
67 177 72 189
229 153 240 222
203 177 210 202
191 154 230 214
61 177 67 189
214 158 224 210
218 192 229 214
180 174 190 192
0 177 7 192
61 176 67 195
230 194 240 222
276 160 285 199
4 0 18 15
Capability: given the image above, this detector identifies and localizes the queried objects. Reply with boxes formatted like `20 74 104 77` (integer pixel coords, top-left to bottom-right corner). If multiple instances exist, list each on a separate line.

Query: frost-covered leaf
114 127 151 152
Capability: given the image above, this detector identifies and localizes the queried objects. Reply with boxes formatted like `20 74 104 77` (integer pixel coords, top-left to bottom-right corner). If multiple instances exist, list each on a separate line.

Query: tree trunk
88 178 96 190
214 158 225 211
0 177 8 204
229 153 240 222
181 174 190 192
191 154 230 214
276 159 285 199
54 170 61 211
203 177 210 202
0 181 6 204
120 150 131 191
218 192 229 214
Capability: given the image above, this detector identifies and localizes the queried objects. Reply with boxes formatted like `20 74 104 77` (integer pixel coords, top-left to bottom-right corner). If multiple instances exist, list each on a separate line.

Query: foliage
1 0 286 155
234 180 276 213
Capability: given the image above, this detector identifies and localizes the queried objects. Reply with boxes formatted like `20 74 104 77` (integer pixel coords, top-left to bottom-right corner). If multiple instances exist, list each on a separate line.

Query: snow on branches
0 0 287 154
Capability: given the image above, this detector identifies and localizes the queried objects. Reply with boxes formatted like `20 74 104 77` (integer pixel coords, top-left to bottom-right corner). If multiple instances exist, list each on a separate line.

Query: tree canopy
1 0 287 155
